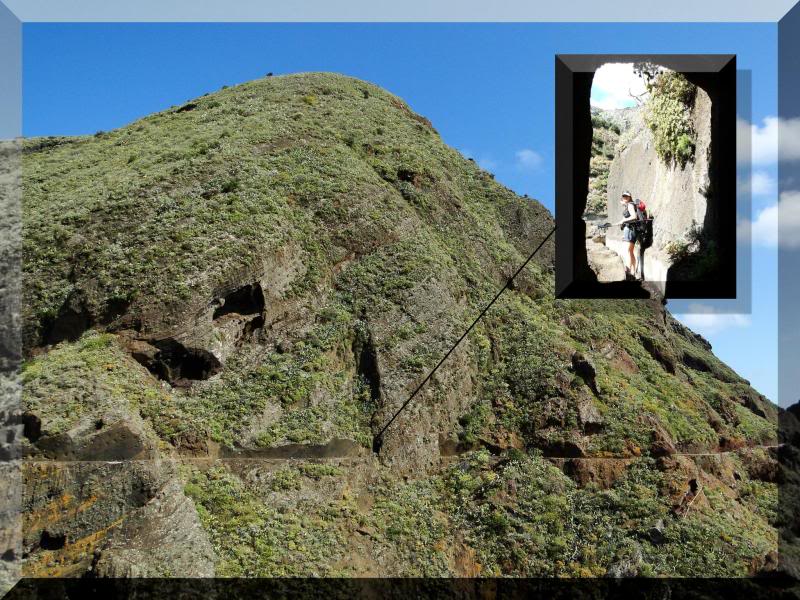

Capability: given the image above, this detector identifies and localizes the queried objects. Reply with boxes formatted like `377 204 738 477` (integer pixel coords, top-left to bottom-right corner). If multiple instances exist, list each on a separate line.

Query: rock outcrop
8 72 795 580
604 82 713 289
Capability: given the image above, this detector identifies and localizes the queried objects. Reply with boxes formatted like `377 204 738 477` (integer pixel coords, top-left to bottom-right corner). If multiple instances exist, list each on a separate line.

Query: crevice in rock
242 315 266 339
353 325 384 455
397 168 417 184
355 335 382 408
639 335 677 374
582 421 604 436
21 412 42 443
213 282 265 321
39 531 66 551
40 293 130 348
372 434 384 455
42 292 93 346
360 338 383 454
102 298 131 326
146 339 222 386
681 350 711 373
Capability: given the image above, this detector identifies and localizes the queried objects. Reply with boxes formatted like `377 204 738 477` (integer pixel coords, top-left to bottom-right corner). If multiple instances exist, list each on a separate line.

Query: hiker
617 191 638 279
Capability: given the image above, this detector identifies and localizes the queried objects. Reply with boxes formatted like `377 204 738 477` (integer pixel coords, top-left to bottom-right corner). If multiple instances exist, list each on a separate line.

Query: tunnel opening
352 327 384 455
558 55 735 299
213 282 265 320
355 337 382 407
42 292 93 346
21 412 42 443
39 531 66 551
149 339 222 385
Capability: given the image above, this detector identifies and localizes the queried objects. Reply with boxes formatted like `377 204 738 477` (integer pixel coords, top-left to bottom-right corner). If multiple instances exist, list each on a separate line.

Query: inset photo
555 54 737 299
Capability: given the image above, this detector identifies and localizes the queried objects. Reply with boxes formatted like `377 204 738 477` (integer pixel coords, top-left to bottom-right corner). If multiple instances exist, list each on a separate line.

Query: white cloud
737 170 776 199
749 202 777 247
737 116 800 165
515 148 542 171
751 170 777 196
590 63 647 110
740 190 800 249
675 303 751 335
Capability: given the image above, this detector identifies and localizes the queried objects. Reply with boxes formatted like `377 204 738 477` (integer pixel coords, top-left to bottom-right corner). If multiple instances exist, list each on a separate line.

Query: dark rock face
148 339 222 385
41 291 93 346
571 351 599 395
639 335 677 374
649 420 677 457
89 479 215 578
33 417 156 462
21 460 214 578
38 291 132 350
556 457 631 489
576 393 604 434
212 282 265 320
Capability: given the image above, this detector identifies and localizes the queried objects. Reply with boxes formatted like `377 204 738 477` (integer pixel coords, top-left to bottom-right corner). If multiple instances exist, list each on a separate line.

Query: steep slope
585 106 639 219
585 109 624 217
13 73 793 578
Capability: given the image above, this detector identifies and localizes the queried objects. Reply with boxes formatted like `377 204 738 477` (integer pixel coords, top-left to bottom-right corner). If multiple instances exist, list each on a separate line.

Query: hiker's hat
621 191 632 198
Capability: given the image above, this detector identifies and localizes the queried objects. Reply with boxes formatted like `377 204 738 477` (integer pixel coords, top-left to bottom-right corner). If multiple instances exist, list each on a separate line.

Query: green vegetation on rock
585 112 621 216
642 71 697 167
19 72 786 578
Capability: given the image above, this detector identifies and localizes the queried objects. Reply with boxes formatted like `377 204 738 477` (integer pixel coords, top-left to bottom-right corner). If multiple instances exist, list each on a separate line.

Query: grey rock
607 541 644 578
585 239 626 282
576 392 604 432
91 479 215 578
605 86 713 284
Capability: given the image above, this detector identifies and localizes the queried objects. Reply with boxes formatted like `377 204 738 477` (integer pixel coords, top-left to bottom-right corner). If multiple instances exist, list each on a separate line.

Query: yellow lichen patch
24 492 100 533
22 517 124 578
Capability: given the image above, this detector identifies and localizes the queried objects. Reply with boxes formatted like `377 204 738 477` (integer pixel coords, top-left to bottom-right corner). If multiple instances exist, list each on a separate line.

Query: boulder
559 457 630 489
575 391 604 433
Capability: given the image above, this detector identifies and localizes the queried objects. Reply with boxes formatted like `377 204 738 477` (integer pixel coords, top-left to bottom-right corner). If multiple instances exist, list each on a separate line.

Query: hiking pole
371 224 556 454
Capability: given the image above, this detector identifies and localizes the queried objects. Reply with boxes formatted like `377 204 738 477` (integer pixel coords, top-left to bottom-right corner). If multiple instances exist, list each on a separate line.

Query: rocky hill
7 73 799 580
585 106 639 218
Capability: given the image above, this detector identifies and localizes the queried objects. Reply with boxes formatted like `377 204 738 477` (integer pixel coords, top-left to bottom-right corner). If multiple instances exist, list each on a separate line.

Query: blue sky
590 62 648 109
22 22 781 402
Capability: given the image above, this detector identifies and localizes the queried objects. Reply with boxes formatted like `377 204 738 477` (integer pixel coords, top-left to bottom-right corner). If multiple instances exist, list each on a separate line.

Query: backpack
634 199 654 248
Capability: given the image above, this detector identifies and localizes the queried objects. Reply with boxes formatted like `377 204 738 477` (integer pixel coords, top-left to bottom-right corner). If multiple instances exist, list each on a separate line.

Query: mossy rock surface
19 72 788 577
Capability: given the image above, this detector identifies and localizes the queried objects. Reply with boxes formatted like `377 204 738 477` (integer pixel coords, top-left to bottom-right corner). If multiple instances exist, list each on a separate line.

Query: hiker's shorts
623 225 636 243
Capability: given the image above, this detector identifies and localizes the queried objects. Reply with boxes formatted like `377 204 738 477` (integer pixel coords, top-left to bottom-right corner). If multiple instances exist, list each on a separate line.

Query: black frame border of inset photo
554 53 737 300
